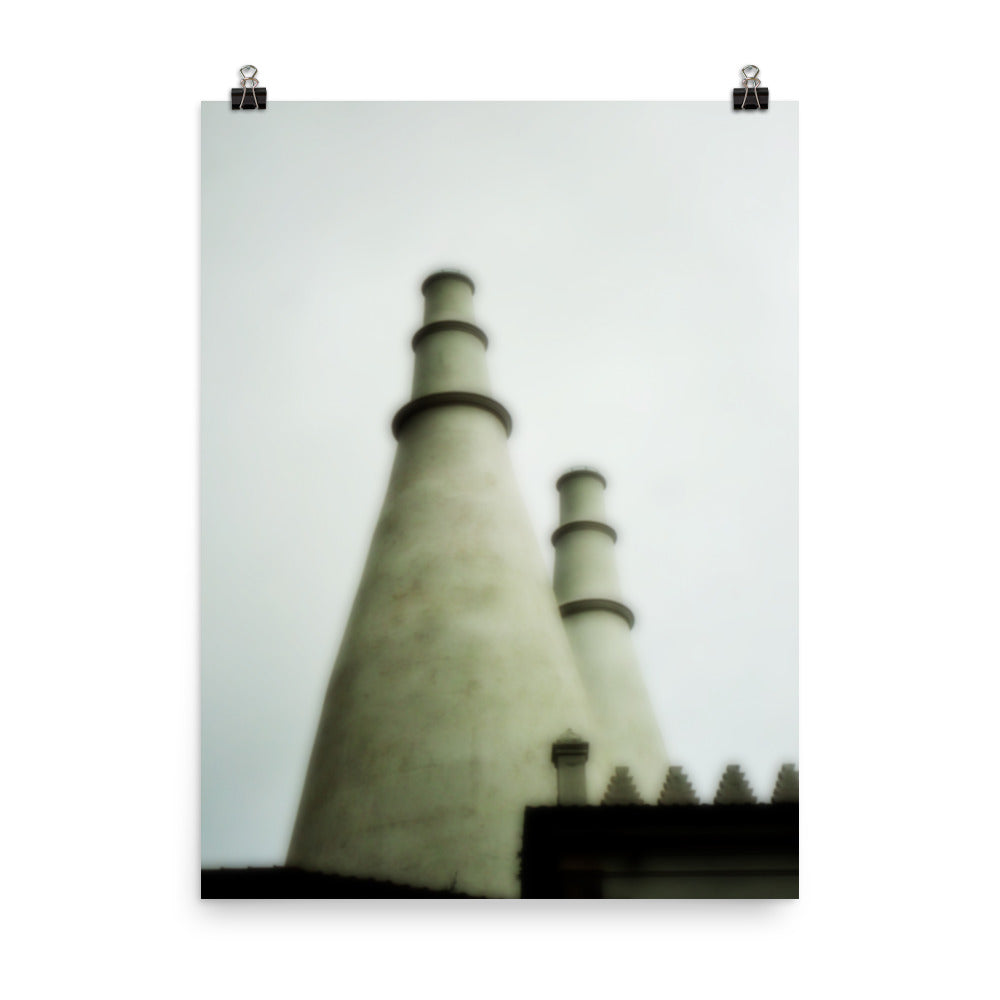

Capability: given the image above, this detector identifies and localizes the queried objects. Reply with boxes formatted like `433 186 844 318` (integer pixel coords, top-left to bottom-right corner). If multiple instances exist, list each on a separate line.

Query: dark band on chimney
392 391 513 439
558 597 635 629
550 520 618 545
411 320 489 351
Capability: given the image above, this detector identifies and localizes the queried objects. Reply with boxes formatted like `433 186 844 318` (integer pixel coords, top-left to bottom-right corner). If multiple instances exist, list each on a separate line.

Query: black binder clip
733 65 768 110
231 65 267 110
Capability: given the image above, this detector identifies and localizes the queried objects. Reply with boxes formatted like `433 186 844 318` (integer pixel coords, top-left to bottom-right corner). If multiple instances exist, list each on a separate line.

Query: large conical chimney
552 468 667 801
287 272 591 898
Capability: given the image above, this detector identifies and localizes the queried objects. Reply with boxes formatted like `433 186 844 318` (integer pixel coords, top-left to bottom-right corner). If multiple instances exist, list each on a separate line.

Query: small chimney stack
551 730 590 805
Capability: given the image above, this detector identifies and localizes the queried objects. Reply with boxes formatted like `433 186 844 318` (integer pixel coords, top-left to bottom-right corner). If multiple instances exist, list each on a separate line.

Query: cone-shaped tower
552 469 667 801
287 272 591 898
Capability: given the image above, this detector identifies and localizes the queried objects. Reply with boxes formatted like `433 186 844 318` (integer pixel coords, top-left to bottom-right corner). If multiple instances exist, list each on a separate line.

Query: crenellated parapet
548 739 797 808
601 766 643 805
713 764 758 804
658 766 699 805
771 763 799 803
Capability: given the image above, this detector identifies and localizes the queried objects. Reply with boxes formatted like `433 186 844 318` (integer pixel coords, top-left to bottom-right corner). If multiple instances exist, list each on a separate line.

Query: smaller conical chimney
552 468 667 802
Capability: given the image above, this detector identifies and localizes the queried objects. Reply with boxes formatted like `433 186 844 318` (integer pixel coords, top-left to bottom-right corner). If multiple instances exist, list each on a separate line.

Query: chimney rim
421 269 476 296
556 467 607 491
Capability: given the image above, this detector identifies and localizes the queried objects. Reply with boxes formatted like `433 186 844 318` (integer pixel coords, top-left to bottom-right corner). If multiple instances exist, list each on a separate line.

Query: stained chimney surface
287 273 592 898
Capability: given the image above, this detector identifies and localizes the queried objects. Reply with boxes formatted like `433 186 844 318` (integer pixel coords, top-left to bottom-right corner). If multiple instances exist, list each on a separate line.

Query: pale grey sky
201 101 797 866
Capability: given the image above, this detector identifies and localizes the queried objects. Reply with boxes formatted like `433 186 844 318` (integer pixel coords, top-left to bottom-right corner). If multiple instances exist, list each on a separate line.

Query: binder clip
732 65 768 110
231 65 267 110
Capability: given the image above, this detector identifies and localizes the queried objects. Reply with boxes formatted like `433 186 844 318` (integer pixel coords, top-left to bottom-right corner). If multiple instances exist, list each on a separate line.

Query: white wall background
201 101 797 864
3 3 998 999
